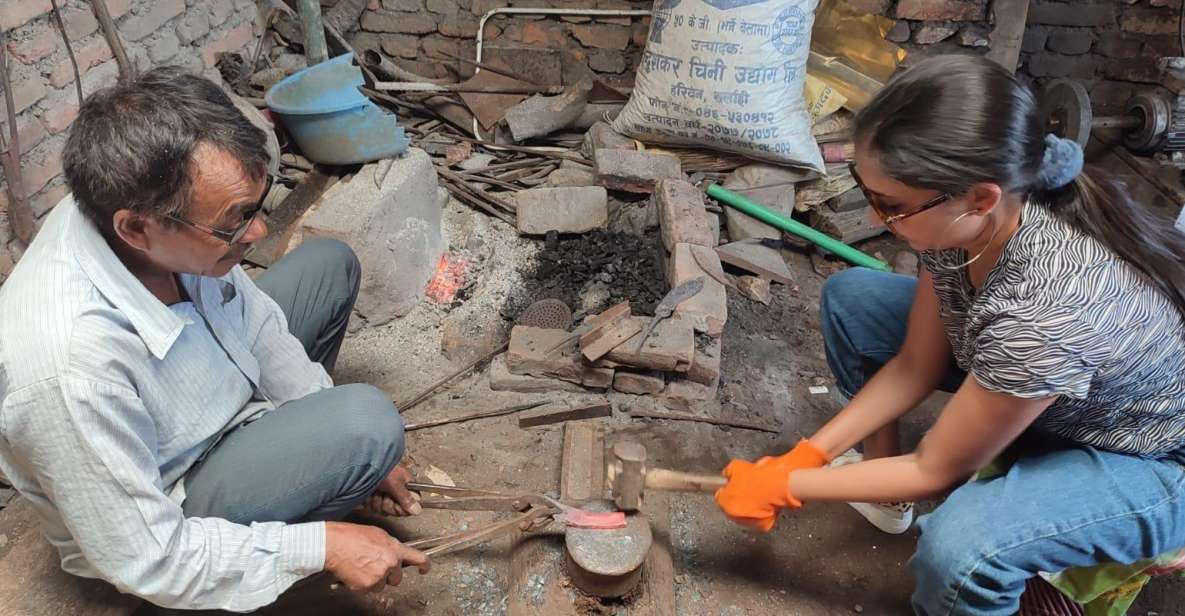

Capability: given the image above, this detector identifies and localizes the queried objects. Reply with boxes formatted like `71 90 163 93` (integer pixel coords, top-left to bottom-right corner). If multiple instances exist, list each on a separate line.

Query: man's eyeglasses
165 174 274 244
849 163 951 226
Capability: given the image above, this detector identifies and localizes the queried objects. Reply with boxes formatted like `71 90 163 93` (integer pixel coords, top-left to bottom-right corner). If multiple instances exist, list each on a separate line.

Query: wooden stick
627 409 780 434
0 33 34 246
49 0 83 106
405 400 550 432
90 0 131 80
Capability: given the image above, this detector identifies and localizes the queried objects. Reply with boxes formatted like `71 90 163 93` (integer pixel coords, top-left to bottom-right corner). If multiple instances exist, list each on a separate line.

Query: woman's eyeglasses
849 164 951 226
166 175 274 244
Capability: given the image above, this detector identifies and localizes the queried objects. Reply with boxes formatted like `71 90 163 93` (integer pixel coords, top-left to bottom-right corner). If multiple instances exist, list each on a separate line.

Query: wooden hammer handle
644 468 727 493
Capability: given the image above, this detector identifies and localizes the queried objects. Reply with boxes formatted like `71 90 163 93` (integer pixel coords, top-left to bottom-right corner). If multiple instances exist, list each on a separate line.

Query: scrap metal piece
634 277 705 353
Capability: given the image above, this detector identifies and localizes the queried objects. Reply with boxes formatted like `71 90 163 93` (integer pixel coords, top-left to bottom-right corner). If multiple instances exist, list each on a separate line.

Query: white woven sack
613 0 824 173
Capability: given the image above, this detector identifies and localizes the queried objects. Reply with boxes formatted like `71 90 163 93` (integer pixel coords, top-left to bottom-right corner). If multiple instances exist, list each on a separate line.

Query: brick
471 0 501 16
361 10 437 33
631 20 648 47
581 120 634 158
716 241 794 285
0 112 47 156
0 0 51 31
736 276 771 305
1103 59 1164 83
515 187 608 235
440 13 479 37
7 21 59 65
595 149 682 194
912 22 957 45
545 166 597 188
61 6 99 40
175 6 212 45
209 0 236 27
2 77 47 115
29 183 67 219
1026 52 1097 79
669 243 727 337
846 0 891 14
380 33 420 58
1094 33 1142 58
613 371 665 395
48 36 114 89
602 315 695 372
588 49 627 73
40 96 78 134
686 337 722 386
657 179 713 251
383 0 424 10
19 137 64 199
425 0 457 14
886 20 911 43
1027 1 1115 27
202 21 255 68
489 354 589 393
661 377 718 412
895 0 984 21
148 31 182 63
570 24 631 50
1121 8 1178 35
119 0 185 42
1022 27 1049 53
80 59 120 98
421 34 461 59
957 25 989 48
521 21 569 47
106 0 132 18
507 325 612 386
1046 28 1093 55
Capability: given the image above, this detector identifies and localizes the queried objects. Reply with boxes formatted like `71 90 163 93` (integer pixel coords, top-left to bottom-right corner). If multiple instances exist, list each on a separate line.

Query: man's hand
324 522 430 591
368 464 422 517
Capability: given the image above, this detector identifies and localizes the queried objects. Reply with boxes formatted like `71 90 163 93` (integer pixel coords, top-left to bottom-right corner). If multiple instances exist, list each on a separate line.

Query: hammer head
608 441 647 511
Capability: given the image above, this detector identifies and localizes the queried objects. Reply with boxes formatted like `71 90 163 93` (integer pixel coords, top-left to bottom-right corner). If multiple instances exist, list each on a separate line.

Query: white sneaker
829 449 915 535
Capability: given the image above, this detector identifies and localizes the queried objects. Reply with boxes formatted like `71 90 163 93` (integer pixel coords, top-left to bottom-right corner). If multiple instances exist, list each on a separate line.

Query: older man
0 67 428 611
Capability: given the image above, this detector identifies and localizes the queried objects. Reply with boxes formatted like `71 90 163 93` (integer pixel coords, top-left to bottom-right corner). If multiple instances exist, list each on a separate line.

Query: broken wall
0 0 261 283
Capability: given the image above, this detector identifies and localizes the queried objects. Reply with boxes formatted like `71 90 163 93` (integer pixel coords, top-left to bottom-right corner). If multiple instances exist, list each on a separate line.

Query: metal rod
295 0 328 65
90 0 132 80
404 400 551 432
706 184 891 272
372 81 565 94
49 0 83 106
0 31 33 245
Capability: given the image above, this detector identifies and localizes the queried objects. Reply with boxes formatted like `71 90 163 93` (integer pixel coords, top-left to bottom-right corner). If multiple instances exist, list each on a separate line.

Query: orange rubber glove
714 439 831 532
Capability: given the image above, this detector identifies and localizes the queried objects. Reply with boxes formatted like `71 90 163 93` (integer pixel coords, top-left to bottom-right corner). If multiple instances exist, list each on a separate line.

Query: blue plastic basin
266 53 409 165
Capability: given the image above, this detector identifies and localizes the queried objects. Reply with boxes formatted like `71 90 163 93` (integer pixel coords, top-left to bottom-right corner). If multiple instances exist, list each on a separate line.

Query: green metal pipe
706 184 891 272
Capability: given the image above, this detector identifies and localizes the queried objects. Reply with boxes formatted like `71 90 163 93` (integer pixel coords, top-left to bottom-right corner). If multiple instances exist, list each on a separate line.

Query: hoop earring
937 211 1000 271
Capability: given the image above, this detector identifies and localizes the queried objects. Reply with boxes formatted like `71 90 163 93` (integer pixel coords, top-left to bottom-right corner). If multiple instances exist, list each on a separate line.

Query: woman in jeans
715 55 1185 614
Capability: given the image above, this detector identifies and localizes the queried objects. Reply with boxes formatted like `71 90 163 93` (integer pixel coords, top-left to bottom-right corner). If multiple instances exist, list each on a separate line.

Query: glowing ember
425 253 467 303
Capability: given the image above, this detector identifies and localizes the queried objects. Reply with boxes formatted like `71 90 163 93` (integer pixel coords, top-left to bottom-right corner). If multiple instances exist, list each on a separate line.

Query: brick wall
1021 1 1180 113
0 0 260 283
348 0 654 88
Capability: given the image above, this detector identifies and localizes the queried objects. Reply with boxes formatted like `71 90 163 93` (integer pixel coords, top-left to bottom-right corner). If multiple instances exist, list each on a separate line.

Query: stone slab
716 241 794 286
720 163 813 241
515 187 608 235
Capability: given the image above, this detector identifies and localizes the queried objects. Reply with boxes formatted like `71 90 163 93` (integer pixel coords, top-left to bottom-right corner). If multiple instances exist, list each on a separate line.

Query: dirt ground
160 196 1183 616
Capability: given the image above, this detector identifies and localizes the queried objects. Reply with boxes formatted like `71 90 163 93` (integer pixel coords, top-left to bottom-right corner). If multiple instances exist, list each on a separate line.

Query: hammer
607 441 727 511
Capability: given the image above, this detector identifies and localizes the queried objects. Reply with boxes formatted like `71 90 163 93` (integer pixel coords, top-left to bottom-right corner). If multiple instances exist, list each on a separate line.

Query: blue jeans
181 239 405 524
819 267 1185 615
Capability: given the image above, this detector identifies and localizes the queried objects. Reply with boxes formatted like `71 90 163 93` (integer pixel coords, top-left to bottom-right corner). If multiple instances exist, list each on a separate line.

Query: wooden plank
518 401 613 429
627 491 676 616
246 167 336 267
0 499 141 616
559 422 605 502
985 0 1030 73
580 318 643 362
809 206 887 245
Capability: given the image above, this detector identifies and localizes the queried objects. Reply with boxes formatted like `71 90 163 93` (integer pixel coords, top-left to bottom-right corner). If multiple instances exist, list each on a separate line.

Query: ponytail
1036 166 1185 322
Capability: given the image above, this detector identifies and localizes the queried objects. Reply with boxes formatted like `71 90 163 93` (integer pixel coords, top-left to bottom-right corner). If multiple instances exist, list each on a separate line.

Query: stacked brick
349 0 652 86
0 0 260 283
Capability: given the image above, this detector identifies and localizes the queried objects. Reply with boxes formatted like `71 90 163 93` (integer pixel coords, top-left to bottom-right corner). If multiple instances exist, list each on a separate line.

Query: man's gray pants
181 239 405 524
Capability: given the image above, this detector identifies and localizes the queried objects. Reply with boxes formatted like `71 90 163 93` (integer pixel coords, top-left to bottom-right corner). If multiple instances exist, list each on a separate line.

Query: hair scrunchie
1035 134 1084 191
